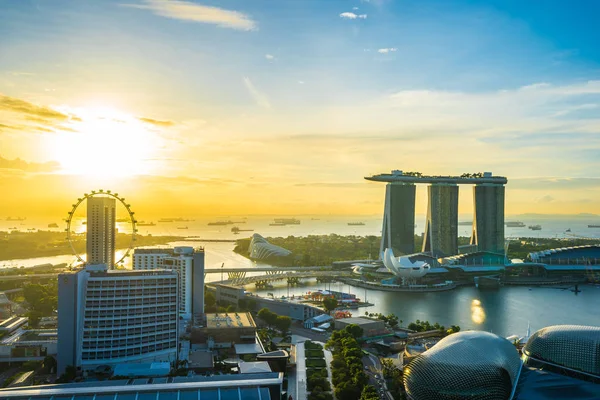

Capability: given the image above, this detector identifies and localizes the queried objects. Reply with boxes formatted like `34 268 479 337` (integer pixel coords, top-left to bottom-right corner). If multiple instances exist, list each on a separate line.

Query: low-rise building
0 329 57 362
0 374 285 400
191 313 257 349
334 317 387 337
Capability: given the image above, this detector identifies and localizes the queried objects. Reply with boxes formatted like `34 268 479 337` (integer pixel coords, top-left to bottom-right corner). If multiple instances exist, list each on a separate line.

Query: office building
422 184 459 256
86 196 116 267
57 264 179 376
380 183 416 255
471 184 505 253
0 329 57 363
133 246 205 320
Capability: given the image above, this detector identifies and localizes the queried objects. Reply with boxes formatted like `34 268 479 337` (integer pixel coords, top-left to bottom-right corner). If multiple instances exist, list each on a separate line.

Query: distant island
0 230 182 261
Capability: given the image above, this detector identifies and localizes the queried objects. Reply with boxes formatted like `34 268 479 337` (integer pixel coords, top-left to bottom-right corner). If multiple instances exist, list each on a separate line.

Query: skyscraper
133 246 205 320
57 265 179 376
422 184 459 257
471 184 505 253
380 183 416 255
86 196 116 267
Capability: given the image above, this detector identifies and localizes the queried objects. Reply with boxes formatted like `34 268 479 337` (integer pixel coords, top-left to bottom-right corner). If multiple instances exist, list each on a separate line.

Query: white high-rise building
86 196 116 267
57 264 179 376
133 247 205 320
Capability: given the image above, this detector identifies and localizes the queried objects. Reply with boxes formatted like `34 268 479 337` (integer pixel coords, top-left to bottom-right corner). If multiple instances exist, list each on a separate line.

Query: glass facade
523 325 600 382
403 331 521 400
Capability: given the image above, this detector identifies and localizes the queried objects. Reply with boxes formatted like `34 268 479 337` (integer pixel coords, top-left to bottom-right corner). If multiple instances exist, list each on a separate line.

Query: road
362 353 393 400
289 325 331 343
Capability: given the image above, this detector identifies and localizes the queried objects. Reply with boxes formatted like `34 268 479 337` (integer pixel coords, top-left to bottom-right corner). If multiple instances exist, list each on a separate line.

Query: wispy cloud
265 54 275 61
138 117 175 127
0 156 60 173
243 77 271 109
378 48 397 54
0 94 69 120
121 0 257 31
340 12 367 19
537 194 555 203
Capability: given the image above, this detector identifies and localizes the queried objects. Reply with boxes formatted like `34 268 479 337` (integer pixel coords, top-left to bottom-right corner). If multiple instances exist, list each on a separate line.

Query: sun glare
50 107 160 178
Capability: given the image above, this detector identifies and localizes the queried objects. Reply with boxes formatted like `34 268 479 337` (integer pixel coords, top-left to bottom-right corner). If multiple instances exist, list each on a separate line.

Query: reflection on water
471 299 486 324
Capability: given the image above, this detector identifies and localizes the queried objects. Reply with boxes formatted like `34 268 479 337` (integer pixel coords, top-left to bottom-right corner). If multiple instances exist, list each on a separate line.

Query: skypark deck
365 171 507 185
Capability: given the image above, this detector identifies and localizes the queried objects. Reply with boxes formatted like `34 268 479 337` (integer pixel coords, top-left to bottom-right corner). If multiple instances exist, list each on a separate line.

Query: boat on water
588 224 600 228
48 223 59 228
137 222 156 226
506 221 526 227
177 226 188 230
269 223 286 226
6 217 26 221
158 218 173 223
208 220 234 226
528 224 542 231
458 221 472 226
273 218 300 225
116 218 129 223
348 222 365 226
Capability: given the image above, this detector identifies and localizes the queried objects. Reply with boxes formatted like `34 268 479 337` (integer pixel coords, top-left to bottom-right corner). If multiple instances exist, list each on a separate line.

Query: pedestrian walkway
295 341 307 400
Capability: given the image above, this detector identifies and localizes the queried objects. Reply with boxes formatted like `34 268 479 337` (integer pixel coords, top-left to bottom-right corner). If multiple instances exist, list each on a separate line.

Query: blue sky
1 0 599 215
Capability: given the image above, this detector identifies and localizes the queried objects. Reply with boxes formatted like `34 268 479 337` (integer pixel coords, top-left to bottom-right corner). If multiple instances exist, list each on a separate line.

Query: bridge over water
214 269 352 286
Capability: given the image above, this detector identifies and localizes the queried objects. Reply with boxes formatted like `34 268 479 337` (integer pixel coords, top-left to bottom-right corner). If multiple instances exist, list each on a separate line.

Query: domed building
404 331 522 400
522 325 600 383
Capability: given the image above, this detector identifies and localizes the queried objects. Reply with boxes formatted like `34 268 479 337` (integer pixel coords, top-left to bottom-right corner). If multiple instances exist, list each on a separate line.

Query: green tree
274 315 292 335
322 297 338 314
345 324 364 339
204 291 216 307
43 355 57 374
257 308 277 326
360 385 379 400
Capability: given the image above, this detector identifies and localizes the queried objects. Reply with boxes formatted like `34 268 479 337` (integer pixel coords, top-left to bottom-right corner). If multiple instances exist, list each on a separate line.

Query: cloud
0 156 60 173
339 12 367 19
537 195 555 203
298 80 305 85
378 48 397 54
138 117 175 127
0 94 69 120
353 7 359 10
265 54 275 60
243 77 271 109
122 0 257 31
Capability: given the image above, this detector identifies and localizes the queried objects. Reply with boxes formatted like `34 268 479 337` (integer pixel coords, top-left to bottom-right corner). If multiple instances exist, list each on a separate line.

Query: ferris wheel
65 189 137 266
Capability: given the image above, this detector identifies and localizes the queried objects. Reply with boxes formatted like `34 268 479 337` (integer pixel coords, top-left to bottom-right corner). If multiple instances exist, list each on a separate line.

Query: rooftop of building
529 244 600 262
239 361 271 374
61 266 179 278
0 316 27 330
134 246 204 256
1 329 57 345
113 363 171 378
0 373 283 400
365 170 507 185
205 312 256 329
234 342 264 355
335 317 383 326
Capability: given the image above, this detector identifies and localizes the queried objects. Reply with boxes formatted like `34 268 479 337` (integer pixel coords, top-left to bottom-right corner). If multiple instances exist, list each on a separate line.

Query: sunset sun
50 107 160 178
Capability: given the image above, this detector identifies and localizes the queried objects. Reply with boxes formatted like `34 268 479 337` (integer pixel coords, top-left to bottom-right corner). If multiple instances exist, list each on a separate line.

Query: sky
1 0 600 217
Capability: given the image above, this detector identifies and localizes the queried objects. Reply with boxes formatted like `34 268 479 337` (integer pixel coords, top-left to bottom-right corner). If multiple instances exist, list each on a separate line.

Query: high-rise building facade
422 184 458 257
471 184 505 253
133 246 205 320
57 265 179 376
380 183 416 255
86 196 116 267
